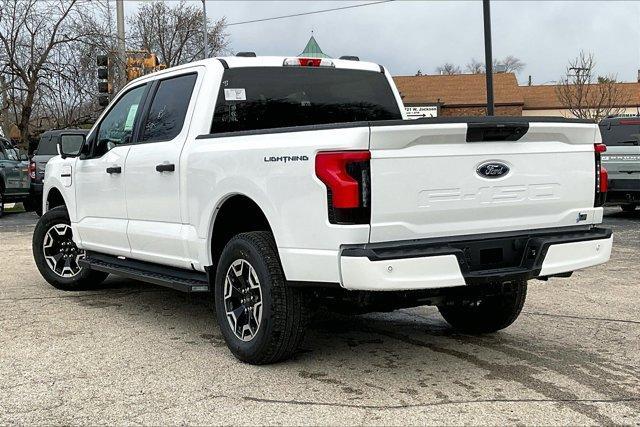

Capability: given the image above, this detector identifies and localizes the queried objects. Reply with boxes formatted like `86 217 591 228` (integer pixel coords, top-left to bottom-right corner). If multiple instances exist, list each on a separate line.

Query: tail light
315 151 371 224
594 143 607 207
28 161 36 180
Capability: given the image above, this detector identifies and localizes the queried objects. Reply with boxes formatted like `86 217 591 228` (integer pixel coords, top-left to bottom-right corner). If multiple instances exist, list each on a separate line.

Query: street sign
405 105 438 119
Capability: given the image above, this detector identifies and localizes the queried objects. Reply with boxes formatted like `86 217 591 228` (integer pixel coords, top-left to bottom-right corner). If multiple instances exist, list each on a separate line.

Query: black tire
621 204 637 212
0 188 4 218
214 231 308 364
32 206 108 290
438 280 527 334
22 197 36 213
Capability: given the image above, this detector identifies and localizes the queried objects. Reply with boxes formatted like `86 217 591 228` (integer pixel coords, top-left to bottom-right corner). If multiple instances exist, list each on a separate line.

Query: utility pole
202 0 208 59
116 0 126 88
483 0 494 116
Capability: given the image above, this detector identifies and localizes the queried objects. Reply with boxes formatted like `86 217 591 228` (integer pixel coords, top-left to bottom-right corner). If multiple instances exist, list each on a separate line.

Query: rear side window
37 135 58 155
600 122 640 146
211 67 402 134
139 73 197 143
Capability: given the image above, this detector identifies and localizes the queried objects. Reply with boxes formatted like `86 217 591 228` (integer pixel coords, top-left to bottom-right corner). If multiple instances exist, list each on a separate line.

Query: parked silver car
599 116 640 212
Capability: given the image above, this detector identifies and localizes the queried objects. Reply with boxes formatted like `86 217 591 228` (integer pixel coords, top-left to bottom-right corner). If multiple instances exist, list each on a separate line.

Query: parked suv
599 116 640 211
33 56 612 364
0 137 30 217
29 129 88 215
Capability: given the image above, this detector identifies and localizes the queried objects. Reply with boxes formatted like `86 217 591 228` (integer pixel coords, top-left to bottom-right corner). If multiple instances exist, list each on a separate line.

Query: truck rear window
211 67 401 134
36 135 58 155
599 122 640 146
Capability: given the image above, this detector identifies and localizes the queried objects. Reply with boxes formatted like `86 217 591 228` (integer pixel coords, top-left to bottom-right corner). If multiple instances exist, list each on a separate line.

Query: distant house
394 73 640 119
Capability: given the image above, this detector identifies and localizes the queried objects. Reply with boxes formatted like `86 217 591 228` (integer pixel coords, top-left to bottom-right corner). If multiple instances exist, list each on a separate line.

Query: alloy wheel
42 223 85 278
223 259 263 342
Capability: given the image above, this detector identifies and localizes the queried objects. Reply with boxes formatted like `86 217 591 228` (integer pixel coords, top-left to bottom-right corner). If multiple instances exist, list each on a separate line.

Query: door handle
106 166 122 174
155 163 175 173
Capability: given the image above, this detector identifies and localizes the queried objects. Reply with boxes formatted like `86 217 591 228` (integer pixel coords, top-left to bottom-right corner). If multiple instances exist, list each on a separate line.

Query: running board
80 252 210 293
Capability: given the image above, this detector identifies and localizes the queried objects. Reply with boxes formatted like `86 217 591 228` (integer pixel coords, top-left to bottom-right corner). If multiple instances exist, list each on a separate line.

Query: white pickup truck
33 55 612 364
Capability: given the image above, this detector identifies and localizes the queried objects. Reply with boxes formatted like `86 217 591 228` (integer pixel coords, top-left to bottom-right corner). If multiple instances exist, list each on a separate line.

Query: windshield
599 122 640 146
211 67 402 133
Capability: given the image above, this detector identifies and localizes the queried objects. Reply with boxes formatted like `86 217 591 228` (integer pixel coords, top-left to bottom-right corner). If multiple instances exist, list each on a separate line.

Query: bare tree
497 55 525 73
435 63 461 75
464 55 525 74
555 50 629 122
0 0 100 145
465 58 485 74
127 1 228 68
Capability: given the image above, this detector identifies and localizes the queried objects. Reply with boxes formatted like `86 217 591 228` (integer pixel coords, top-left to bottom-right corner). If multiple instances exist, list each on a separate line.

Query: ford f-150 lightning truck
33 55 613 364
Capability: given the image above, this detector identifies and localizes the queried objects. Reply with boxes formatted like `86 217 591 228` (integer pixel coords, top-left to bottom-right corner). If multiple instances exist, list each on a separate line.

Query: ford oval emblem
477 161 510 178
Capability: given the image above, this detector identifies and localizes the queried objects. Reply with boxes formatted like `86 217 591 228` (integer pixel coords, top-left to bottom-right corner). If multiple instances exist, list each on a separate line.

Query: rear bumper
606 178 640 204
340 227 612 291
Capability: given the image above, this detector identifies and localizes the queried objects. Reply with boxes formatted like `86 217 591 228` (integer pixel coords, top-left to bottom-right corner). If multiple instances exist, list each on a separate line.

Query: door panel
125 72 198 268
75 146 131 255
73 83 148 255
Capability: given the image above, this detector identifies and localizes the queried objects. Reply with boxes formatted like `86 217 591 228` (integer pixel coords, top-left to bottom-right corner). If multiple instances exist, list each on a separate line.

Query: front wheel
214 231 308 364
438 280 527 334
32 206 108 290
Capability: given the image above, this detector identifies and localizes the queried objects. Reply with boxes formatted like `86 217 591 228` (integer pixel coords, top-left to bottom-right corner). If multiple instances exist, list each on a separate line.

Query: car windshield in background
36 136 59 155
599 120 640 146
211 67 402 134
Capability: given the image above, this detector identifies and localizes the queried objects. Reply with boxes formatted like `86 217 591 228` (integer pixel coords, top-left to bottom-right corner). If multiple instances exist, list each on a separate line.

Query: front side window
139 73 197 143
211 67 402 134
94 84 146 156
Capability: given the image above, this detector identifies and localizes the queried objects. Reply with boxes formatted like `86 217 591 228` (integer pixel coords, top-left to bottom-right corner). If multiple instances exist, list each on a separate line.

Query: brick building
393 73 640 118
394 73 524 117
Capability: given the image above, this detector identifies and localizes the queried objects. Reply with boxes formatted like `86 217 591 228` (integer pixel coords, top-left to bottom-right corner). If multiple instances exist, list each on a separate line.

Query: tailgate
368 119 600 243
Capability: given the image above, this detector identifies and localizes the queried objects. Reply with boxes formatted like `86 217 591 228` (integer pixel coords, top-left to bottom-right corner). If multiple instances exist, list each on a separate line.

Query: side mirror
58 134 86 159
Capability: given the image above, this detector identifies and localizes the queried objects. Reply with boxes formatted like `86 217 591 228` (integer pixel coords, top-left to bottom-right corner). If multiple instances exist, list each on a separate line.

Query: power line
227 1 394 27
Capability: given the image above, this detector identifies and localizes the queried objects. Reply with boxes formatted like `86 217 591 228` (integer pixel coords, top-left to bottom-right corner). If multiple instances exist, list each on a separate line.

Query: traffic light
97 54 111 107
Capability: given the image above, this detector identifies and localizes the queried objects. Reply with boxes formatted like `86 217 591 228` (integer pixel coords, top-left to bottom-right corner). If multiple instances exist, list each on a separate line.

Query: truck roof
144 55 385 77
215 56 384 73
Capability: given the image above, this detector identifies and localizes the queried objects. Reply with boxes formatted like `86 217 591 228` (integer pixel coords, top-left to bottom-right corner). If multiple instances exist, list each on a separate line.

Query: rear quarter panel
183 127 371 282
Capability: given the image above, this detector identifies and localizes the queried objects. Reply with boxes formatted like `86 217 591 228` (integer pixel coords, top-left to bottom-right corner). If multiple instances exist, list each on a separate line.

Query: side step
80 252 210 293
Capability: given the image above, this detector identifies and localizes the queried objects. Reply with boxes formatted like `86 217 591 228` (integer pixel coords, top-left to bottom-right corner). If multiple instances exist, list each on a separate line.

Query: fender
42 156 77 220
200 185 283 267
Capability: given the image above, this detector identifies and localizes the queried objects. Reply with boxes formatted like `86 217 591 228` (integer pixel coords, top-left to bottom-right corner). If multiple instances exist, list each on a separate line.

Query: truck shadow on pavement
63 275 640 424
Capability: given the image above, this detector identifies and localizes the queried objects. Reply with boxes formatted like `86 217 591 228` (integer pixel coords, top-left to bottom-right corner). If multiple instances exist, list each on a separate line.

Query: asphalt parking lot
1 209 639 425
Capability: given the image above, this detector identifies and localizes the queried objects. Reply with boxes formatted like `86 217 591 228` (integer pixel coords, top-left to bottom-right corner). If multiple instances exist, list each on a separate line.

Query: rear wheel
23 197 37 213
214 231 308 364
438 280 527 333
0 189 4 218
32 206 108 290
621 204 637 212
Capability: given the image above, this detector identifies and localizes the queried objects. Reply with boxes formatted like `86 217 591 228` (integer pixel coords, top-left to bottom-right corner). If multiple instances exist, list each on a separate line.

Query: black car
29 129 88 215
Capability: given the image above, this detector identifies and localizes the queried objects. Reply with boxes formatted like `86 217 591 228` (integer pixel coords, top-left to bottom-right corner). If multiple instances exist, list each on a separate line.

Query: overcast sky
125 1 640 85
